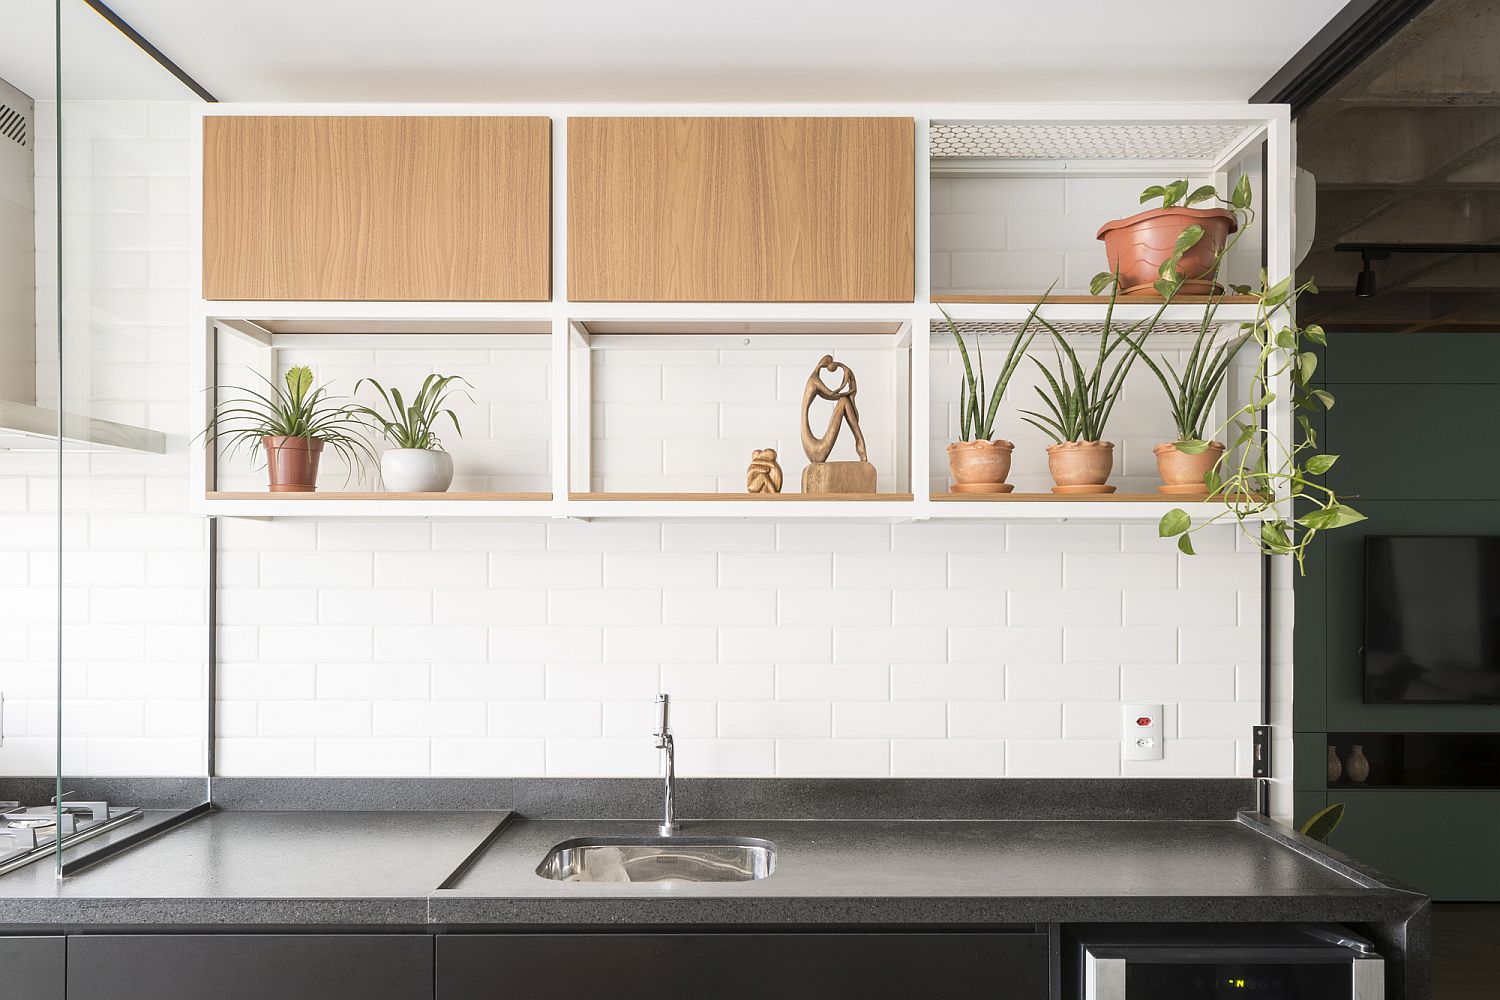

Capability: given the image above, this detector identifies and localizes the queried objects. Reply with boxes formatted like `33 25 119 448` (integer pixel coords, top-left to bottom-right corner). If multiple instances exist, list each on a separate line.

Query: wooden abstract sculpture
799 355 876 494
746 448 783 494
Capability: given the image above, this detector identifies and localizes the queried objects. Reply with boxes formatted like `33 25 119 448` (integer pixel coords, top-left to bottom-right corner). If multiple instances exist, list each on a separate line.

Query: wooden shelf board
932 492 1188 502
930 492 1266 503
205 491 553 501
570 492 913 502
932 294 1258 305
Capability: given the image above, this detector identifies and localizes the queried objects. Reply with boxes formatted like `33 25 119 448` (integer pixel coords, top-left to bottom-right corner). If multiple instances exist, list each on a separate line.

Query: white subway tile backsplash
779 590 891 627
1006 739 1120 777
775 739 887 776
10 102 1268 781
948 702 1062 739
833 702 945 739
432 738 546 776
835 626 946 664
891 739 1006 777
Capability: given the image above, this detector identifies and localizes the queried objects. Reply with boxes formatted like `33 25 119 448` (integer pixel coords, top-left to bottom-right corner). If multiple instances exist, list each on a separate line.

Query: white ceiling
1 0 198 102
34 0 1349 104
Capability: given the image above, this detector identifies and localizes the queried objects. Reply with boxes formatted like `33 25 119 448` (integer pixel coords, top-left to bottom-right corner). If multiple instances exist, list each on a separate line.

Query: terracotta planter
946 439 1014 494
1153 440 1225 496
262 435 323 493
1045 441 1114 494
1096 207 1238 295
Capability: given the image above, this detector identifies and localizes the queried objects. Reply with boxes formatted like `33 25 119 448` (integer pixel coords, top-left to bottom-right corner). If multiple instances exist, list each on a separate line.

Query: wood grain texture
931 294 1259 304
204 116 551 301
205 492 552 501
568 117 914 302
569 492 912 502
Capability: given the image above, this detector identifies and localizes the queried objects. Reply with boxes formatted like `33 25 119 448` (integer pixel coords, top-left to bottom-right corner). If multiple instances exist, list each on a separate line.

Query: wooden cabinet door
568 116 914 302
203 116 551 301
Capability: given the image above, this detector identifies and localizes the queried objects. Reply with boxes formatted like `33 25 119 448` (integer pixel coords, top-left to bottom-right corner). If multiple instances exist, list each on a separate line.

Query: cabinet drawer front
438 931 1047 1000
69 933 433 1000
568 116 914 302
1 936 64 999
204 115 551 301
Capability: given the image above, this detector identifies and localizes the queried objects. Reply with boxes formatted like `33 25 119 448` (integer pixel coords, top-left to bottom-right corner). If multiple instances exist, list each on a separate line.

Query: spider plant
204 365 374 473
347 374 473 451
940 301 1043 442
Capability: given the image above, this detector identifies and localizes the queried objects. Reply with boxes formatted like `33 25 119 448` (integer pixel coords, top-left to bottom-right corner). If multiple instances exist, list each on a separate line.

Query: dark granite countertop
0 807 1424 929
431 815 1423 926
0 810 509 927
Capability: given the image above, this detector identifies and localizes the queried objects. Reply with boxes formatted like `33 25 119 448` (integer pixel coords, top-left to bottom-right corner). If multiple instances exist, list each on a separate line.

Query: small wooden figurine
799 355 876 494
746 448 783 494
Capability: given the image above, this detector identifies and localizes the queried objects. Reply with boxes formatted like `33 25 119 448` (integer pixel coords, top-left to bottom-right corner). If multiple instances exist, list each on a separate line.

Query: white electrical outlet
1122 703 1163 761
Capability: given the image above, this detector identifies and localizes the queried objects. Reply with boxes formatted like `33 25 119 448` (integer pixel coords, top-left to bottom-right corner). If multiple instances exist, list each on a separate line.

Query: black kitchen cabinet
68 934 433 1000
437 931 1049 1000
1 936 65 1000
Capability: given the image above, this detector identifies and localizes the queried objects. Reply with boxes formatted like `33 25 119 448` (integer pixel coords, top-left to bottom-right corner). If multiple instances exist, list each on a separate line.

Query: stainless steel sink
536 836 776 883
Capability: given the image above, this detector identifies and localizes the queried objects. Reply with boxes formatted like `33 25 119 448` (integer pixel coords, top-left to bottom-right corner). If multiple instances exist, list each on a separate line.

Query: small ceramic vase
1326 745 1342 784
380 448 454 493
1346 745 1370 784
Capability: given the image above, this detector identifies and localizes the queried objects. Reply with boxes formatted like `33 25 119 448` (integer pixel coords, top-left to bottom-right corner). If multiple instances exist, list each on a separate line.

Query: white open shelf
190 101 1293 522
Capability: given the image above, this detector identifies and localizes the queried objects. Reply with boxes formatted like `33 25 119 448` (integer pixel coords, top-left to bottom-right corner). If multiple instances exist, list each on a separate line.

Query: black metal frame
59 801 213 877
1250 0 1438 112
80 0 218 103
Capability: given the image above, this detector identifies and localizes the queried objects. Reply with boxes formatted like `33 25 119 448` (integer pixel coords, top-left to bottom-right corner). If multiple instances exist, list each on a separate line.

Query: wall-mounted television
1365 535 1500 704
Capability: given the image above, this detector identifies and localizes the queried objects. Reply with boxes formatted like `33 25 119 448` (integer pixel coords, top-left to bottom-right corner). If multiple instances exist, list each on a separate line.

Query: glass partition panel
53 0 208 871
0 0 65 876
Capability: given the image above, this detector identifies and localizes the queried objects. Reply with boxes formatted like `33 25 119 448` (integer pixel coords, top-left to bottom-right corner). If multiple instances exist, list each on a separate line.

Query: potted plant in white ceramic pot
205 365 373 492
939 304 1043 493
349 373 473 493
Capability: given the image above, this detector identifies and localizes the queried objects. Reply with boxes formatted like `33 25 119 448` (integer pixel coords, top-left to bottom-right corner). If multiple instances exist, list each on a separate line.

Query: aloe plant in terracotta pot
1096 177 1242 295
205 365 373 492
939 305 1041 493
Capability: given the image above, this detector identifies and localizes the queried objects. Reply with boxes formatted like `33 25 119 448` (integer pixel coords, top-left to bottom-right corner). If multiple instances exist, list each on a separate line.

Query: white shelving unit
190 102 1293 522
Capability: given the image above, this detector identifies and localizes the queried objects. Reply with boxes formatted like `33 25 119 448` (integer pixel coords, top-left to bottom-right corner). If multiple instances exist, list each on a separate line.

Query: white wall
0 99 206 777
0 101 1271 792
215 518 1264 778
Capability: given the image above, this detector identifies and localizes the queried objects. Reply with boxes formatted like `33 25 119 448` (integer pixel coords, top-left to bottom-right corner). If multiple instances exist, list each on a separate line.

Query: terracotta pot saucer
951 482 1015 494
1158 483 1213 496
1051 483 1116 495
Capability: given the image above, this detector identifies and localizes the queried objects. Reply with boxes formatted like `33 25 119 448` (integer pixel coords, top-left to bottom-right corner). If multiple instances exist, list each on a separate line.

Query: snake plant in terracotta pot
348 373 473 493
1096 177 1241 295
1021 280 1177 494
205 365 373 492
940 304 1042 493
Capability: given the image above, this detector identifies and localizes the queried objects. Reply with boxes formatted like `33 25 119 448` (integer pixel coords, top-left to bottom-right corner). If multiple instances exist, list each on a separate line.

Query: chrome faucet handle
654 692 671 747
655 693 678 836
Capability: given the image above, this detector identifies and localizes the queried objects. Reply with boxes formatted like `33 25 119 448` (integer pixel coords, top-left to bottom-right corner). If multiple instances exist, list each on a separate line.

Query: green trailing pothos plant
1139 175 1364 568
204 365 374 474
940 303 1043 442
1299 802 1345 843
348 373 474 451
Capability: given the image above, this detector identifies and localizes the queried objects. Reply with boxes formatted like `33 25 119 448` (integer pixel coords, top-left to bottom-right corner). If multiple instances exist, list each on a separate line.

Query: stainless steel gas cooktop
0 798 142 875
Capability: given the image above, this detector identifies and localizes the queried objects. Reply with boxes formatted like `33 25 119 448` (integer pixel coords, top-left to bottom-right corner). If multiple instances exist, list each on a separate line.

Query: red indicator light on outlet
1135 716 1153 727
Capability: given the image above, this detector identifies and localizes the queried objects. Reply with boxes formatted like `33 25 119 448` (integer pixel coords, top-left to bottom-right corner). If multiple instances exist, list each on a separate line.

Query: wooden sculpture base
802 461 877 495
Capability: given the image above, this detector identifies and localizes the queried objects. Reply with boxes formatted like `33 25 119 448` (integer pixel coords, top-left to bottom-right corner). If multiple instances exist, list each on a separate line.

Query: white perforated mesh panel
930 122 1254 161
941 319 1212 337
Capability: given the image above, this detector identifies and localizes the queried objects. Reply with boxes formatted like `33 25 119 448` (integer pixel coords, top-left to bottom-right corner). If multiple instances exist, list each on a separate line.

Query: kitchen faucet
654 693 679 836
